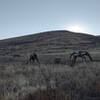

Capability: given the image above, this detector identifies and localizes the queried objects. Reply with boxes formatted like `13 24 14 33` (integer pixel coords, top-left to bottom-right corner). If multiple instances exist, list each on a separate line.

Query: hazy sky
0 0 100 39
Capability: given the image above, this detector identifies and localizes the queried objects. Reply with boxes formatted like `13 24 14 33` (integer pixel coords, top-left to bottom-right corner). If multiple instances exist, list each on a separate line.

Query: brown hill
0 30 99 55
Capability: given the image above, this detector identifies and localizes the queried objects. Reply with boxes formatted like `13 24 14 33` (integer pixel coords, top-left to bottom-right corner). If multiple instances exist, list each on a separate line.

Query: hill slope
0 31 100 100
0 30 99 55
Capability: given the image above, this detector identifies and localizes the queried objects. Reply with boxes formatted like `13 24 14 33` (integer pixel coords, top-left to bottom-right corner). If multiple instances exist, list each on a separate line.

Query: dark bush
22 88 69 100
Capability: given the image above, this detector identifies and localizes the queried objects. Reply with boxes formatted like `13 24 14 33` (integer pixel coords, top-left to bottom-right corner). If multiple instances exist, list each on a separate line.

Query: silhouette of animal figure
69 50 93 66
28 52 40 64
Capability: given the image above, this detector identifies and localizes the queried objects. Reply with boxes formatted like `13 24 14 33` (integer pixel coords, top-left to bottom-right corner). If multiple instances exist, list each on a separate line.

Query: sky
0 0 100 39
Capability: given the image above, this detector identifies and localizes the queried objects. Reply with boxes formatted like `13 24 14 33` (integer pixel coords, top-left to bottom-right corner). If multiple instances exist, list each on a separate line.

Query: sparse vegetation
0 61 100 100
0 31 100 100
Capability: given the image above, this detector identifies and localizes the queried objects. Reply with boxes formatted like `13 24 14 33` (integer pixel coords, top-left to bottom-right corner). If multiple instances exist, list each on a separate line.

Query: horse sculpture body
70 50 93 66
27 52 40 64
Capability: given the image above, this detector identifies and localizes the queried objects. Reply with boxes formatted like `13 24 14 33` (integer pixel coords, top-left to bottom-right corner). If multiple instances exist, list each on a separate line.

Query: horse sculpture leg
71 55 77 66
86 52 93 61
82 56 86 62
35 57 40 64
69 52 76 66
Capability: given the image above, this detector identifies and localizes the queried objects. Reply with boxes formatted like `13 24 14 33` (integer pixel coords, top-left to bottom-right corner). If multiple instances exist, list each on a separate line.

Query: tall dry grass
0 61 100 100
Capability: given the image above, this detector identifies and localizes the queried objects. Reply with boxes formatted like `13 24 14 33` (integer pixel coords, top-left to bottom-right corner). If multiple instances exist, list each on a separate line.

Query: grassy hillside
0 30 99 64
0 30 99 60
0 30 100 100
0 30 98 54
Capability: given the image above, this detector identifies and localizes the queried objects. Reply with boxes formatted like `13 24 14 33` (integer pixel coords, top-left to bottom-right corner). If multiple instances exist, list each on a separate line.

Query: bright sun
67 25 86 33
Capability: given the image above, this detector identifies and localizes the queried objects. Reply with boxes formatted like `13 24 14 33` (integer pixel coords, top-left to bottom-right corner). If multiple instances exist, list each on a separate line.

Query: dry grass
0 61 100 100
0 30 100 100
0 49 99 100
21 88 68 100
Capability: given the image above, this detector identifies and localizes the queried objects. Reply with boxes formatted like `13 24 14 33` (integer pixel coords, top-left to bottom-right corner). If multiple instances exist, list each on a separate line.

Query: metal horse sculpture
27 52 40 64
69 50 93 66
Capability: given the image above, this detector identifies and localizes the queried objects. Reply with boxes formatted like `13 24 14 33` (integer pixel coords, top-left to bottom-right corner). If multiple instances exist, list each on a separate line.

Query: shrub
22 88 69 100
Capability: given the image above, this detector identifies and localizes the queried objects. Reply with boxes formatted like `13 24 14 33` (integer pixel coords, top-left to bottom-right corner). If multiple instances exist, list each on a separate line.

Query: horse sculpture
27 52 40 64
69 50 93 66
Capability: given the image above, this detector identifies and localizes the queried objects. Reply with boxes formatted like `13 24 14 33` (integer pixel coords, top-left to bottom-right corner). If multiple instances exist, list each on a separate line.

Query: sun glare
67 25 86 33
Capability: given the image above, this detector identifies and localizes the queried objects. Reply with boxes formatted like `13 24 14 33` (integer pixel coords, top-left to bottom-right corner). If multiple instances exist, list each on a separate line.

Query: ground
0 49 100 100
